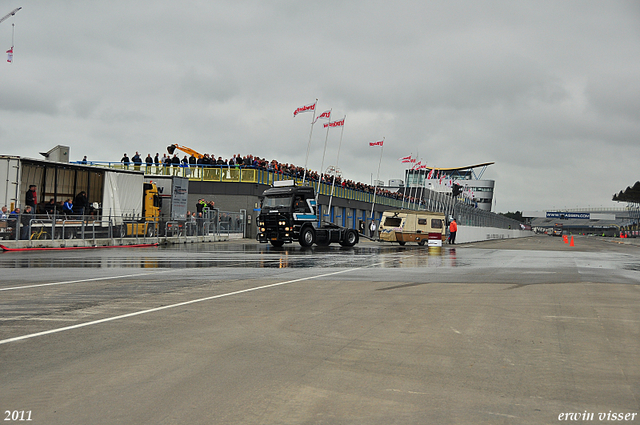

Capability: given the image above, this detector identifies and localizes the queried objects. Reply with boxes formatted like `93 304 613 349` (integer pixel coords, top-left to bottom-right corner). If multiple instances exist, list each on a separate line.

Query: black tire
398 241 406 246
339 229 359 247
299 226 316 247
417 240 426 246
146 224 156 237
270 240 285 247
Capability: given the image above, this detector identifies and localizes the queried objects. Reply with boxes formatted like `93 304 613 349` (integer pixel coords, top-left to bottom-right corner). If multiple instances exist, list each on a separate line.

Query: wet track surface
0 235 637 271
0 242 457 269
1 236 639 424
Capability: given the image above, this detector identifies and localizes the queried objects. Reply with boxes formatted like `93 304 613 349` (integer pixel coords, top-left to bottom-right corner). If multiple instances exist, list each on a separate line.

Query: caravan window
382 216 402 227
431 219 443 229
418 218 427 225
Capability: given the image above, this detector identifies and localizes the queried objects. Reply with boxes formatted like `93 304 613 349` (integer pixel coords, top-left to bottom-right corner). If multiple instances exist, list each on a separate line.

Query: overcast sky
1 1 639 212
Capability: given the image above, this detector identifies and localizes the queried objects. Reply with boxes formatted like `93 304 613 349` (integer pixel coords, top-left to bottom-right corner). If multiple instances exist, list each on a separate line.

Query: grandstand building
404 162 496 212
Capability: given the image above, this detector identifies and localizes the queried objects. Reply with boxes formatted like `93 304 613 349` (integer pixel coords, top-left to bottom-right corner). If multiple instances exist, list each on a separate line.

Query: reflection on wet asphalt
0 242 464 269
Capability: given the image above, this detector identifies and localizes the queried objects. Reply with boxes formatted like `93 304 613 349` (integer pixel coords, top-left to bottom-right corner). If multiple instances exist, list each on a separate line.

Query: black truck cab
257 180 358 248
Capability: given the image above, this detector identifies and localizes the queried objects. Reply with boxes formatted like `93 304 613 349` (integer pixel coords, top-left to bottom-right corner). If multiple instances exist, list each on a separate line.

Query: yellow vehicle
125 182 161 236
379 209 446 246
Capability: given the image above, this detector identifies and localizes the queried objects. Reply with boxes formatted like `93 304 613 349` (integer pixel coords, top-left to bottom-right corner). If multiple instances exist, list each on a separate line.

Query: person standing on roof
448 218 458 244
132 152 142 171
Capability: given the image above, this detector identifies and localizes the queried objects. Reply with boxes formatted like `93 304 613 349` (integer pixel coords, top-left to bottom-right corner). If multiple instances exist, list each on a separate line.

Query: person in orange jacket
448 218 458 244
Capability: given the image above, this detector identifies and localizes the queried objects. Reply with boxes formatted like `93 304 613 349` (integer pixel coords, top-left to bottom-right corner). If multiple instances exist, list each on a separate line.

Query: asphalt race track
1 236 639 424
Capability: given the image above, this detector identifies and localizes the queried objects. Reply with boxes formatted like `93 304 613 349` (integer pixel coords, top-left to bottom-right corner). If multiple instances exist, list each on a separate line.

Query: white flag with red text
293 102 316 117
313 110 331 123
369 140 383 147
6 47 13 63
323 117 345 128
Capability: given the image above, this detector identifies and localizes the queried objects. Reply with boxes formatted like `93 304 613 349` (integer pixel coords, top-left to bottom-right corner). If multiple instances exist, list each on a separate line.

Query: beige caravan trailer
378 210 446 246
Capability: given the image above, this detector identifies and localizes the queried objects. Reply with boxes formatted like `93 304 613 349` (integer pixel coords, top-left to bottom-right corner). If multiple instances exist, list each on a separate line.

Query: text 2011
4 411 32 421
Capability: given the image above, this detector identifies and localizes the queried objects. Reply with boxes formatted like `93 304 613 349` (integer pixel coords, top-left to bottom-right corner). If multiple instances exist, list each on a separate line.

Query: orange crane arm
167 144 203 159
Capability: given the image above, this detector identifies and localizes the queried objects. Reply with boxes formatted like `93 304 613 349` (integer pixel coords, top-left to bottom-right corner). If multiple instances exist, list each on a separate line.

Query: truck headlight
260 227 265 232
279 221 286 226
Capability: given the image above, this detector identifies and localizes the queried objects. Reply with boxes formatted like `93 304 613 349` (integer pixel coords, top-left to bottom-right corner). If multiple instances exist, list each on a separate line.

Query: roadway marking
0 270 175 292
0 263 386 345
544 315 640 322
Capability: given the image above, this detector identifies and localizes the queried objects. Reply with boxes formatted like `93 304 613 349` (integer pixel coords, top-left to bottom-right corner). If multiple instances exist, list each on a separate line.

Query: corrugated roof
424 162 495 171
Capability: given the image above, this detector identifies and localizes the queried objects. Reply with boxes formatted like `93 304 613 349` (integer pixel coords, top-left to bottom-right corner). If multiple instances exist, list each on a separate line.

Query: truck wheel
270 240 285 247
299 226 315 247
339 229 359 247
398 241 406 246
418 240 425 246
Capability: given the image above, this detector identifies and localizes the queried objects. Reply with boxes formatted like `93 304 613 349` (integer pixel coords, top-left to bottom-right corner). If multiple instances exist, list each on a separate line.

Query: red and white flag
313 110 331 123
323 117 345 128
6 47 13 63
398 155 413 163
369 140 383 147
427 169 434 179
293 102 316 117
412 160 422 169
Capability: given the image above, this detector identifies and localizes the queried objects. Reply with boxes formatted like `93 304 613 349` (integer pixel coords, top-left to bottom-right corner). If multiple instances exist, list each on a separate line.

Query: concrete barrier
455 226 532 244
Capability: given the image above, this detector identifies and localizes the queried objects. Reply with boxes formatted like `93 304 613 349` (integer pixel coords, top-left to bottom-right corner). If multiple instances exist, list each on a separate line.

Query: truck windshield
263 196 292 209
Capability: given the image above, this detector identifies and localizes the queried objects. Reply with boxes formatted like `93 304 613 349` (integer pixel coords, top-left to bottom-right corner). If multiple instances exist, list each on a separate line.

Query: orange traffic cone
563 235 568 243
570 236 574 247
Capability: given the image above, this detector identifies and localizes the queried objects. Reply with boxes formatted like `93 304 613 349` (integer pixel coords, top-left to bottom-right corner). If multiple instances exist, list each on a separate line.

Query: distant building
404 162 496 212
524 209 633 236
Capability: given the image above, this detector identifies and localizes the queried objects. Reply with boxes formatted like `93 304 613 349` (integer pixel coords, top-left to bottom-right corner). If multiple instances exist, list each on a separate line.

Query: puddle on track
0 243 464 269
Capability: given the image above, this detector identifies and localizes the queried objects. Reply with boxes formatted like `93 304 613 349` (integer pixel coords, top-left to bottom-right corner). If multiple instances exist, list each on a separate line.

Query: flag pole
327 116 345 221
418 166 426 210
401 153 411 210
316 109 332 219
369 137 384 224
411 151 420 210
302 98 318 185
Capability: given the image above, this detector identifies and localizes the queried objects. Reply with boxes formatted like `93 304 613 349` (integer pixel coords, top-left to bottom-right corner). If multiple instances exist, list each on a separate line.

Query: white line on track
0 270 175 292
0 262 385 345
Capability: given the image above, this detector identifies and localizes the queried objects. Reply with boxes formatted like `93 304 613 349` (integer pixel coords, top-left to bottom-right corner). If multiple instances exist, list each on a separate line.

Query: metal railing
0 210 244 244
74 161 520 230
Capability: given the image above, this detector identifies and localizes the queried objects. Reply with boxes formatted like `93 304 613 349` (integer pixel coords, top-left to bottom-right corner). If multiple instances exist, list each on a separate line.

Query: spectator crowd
119 151 421 205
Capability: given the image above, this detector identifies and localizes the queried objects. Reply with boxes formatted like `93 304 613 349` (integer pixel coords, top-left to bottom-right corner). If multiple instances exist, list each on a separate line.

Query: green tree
499 211 524 222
